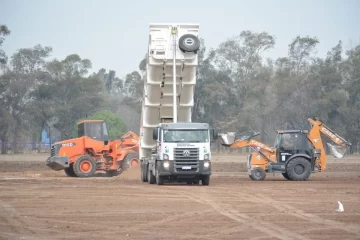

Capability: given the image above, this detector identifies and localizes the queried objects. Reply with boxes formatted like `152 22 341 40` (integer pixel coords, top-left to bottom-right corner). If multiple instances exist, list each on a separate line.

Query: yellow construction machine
219 117 351 181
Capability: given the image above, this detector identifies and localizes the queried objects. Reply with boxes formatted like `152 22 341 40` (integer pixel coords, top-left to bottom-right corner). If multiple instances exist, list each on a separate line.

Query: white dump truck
139 23 218 185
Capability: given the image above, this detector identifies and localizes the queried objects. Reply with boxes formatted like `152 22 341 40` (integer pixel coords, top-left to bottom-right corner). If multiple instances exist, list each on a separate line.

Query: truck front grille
174 148 199 172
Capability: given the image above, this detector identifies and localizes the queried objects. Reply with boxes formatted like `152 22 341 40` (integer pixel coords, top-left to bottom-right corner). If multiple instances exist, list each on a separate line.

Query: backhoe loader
219 117 351 181
45 120 140 177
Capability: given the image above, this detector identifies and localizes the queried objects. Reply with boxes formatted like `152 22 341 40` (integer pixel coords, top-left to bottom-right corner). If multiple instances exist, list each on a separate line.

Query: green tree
0 24 10 65
73 110 127 140
341 44 360 152
0 44 52 153
47 54 104 139
213 31 276 140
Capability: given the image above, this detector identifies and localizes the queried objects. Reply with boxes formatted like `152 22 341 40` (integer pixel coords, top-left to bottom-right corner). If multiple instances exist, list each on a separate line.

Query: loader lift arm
307 117 352 171
220 131 274 152
219 131 276 163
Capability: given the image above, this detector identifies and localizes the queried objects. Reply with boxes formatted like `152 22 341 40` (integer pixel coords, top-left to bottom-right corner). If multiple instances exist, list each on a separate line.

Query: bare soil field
0 153 360 240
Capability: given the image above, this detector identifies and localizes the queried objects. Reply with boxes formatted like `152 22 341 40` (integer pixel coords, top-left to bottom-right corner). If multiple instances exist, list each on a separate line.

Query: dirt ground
0 153 360 240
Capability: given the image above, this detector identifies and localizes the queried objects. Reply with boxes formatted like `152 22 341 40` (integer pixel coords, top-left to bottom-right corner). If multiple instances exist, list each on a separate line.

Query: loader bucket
327 143 348 158
219 132 236 147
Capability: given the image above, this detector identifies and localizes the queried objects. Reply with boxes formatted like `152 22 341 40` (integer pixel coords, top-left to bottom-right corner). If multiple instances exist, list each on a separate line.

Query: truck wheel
121 152 140 171
251 167 266 181
141 162 148 182
156 161 164 185
73 155 96 178
282 172 291 180
148 166 155 184
202 175 210 186
64 165 76 177
178 34 200 53
156 171 164 185
286 157 311 181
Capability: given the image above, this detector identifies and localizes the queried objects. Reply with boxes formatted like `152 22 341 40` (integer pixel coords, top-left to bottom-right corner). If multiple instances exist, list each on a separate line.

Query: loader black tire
286 157 311 181
73 155 96 178
64 165 76 177
121 152 140 171
148 166 156 184
250 167 266 181
179 34 200 53
140 161 148 182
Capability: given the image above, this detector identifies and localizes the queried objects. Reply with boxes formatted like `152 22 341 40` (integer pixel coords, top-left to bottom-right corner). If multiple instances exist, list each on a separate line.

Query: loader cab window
273 134 282 148
279 133 312 151
102 122 109 144
78 123 85 137
78 122 103 141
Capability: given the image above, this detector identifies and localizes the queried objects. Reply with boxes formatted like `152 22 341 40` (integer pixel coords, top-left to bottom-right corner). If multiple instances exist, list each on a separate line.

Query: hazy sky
1 0 359 78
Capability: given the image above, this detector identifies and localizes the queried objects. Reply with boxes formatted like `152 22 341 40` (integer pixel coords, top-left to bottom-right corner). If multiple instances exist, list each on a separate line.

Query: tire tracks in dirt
236 192 360 236
0 199 36 239
182 189 309 240
35 188 212 240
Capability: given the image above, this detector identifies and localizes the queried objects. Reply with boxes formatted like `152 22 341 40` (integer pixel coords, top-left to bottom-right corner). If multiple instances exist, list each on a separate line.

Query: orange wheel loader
45 120 140 177
219 117 351 181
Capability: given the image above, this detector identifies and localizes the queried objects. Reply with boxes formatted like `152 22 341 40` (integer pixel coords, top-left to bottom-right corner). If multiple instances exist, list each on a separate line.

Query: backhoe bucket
219 132 236 147
327 143 348 158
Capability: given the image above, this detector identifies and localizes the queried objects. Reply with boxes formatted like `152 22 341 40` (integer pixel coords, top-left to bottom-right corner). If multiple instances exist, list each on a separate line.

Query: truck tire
202 175 210 186
141 162 148 182
156 161 164 185
282 172 291 180
64 165 76 177
73 155 96 178
286 157 311 181
250 167 266 181
121 152 139 171
178 34 200 53
148 166 155 184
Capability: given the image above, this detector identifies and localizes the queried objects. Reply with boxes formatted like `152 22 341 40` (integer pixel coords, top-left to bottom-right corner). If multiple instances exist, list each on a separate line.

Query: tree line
0 24 359 154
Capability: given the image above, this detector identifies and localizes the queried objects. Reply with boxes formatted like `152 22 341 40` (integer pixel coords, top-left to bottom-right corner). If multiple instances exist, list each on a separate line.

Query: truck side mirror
153 127 159 140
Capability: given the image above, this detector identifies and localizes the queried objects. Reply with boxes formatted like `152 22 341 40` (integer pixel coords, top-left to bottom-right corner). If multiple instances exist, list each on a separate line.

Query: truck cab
142 122 217 185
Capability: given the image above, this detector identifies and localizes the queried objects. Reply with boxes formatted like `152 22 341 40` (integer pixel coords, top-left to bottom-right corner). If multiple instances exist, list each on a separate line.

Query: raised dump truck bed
139 24 217 185
140 24 200 160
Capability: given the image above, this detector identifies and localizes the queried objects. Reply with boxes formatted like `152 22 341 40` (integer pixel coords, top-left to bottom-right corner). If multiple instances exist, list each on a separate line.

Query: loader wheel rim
80 160 92 173
255 171 261 178
294 164 304 174
130 158 138 167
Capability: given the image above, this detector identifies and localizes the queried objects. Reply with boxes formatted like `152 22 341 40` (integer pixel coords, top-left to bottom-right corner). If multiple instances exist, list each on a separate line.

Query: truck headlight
163 154 169 160
163 160 170 168
204 161 210 168
204 154 209 160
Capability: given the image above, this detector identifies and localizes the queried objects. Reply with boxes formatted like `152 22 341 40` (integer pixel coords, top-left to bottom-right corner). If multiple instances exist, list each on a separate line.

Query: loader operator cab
274 130 314 163
77 120 110 145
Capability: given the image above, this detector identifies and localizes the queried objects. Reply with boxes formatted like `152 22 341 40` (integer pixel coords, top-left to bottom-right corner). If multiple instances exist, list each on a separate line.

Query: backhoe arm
230 138 275 153
308 118 351 171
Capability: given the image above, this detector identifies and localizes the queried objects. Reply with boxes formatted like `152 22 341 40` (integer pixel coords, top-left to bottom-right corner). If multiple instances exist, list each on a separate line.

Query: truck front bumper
45 156 70 171
157 160 211 177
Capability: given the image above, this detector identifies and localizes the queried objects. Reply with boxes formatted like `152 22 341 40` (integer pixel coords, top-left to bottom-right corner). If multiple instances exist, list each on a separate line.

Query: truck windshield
163 130 209 143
